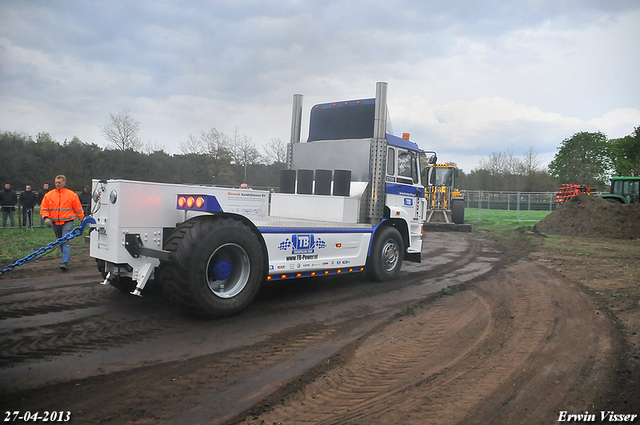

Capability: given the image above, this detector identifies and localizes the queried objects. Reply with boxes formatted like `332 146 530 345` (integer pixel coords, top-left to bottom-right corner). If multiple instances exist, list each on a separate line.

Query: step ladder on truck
90 82 436 318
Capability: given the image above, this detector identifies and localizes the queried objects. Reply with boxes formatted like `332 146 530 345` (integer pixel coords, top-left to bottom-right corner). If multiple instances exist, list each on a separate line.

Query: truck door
386 147 424 221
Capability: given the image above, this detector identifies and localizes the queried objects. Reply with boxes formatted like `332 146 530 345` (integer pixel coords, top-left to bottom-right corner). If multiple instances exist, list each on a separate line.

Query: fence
462 190 560 222
463 190 558 212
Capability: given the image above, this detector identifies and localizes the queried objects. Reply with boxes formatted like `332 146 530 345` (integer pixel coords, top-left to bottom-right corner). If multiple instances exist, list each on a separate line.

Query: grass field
0 222 86 264
463 208 552 231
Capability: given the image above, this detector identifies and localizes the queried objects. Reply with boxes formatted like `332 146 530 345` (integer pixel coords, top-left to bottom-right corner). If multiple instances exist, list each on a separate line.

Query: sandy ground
0 228 638 425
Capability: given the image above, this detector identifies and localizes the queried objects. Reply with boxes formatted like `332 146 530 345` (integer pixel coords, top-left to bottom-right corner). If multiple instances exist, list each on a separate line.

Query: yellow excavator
423 163 465 225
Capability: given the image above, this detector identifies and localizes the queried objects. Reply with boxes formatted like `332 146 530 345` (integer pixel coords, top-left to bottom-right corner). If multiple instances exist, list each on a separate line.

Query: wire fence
462 190 559 222
462 190 557 212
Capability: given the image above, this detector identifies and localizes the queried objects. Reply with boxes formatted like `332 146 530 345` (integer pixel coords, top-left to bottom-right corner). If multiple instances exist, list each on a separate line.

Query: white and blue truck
90 82 436 317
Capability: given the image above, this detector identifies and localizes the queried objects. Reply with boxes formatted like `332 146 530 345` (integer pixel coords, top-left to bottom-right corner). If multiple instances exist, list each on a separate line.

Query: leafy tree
548 131 612 188
609 126 640 176
101 111 142 152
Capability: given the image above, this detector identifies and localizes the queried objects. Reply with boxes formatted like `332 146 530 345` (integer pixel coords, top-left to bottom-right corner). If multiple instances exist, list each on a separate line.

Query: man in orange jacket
40 174 85 271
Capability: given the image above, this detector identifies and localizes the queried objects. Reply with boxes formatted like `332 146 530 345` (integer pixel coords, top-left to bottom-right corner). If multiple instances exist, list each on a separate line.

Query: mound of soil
534 194 640 239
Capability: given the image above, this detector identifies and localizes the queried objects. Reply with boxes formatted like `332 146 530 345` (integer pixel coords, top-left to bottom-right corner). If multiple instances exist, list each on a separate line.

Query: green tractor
600 176 640 204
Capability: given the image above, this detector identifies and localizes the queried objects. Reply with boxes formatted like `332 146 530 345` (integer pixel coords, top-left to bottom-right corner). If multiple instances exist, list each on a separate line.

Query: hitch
124 234 171 261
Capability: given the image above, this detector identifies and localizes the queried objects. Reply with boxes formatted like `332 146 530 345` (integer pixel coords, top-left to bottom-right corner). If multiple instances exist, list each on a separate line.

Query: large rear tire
366 226 404 282
157 216 265 318
451 199 465 224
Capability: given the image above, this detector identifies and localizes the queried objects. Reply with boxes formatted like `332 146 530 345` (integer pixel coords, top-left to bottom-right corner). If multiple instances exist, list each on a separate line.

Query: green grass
0 222 87 263
464 208 552 231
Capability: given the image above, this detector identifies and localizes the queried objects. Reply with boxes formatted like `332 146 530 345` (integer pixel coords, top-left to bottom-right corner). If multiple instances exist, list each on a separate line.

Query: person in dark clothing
19 185 38 229
1 183 18 228
37 183 50 228
78 185 92 217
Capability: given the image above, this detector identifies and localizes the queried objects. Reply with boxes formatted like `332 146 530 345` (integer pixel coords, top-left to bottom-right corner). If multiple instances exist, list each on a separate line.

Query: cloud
0 0 639 176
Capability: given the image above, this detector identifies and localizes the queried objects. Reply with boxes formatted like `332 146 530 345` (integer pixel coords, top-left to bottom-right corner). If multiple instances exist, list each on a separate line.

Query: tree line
460 127 639 192
0 131 287 193
2 110 637 194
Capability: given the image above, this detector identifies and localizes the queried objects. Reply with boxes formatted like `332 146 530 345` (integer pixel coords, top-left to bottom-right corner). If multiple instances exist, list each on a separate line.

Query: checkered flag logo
278 238 292 251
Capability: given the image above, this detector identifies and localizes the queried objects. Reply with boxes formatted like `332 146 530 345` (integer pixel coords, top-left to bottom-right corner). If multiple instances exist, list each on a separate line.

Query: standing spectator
40 175 85 271
37 183 50 228
1 183 18 228
19 185 37 229
78 185 92 217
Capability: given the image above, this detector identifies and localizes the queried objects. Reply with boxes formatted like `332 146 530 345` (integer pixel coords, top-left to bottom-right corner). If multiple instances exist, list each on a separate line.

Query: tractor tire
157 216 265 318
452 199 465 225
366 226 404 282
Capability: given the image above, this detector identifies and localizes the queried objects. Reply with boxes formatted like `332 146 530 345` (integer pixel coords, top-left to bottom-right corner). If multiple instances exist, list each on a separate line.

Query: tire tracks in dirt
232 261 615 425
0 234 497 369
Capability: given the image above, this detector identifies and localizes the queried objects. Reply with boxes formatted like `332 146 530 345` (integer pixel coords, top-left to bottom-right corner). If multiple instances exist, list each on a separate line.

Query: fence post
478 190 482 220
517 191 521 221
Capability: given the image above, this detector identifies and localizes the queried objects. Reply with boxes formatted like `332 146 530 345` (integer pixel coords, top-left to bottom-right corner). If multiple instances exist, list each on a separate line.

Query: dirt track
0 232 636 424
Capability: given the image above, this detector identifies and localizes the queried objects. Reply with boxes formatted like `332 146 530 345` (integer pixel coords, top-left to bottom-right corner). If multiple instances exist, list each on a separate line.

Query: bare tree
180 127 233 184
142 140 166 155
101 111 142 151
519 147 542 176
478 150 521 175
229 128 261 183
262 137 287 165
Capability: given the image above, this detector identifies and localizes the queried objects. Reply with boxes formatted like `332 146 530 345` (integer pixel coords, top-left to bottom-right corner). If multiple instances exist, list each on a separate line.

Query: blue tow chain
0 217 96 277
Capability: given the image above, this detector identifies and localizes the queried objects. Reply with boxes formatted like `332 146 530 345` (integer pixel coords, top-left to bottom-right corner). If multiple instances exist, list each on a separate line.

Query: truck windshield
308 101 375 142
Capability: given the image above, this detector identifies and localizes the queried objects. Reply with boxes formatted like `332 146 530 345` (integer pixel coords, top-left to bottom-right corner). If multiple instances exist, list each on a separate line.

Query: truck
90 82 435 318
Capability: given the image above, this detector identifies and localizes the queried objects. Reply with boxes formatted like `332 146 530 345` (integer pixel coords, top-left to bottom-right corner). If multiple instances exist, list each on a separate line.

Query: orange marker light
281 274 287 279
186 196 195 208
195 196 205 208
296 273 302 277
177 196 186 207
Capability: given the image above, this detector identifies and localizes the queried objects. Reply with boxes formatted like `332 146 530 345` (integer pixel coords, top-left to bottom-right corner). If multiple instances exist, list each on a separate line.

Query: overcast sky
1 0 639 172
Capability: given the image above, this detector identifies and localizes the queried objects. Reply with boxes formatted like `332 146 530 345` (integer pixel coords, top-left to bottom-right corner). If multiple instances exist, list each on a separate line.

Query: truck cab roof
307 97 420 152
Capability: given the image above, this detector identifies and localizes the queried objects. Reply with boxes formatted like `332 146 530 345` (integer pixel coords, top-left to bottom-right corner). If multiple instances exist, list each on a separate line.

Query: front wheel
366 226 404 282
158 216 265 318
451 199 465 224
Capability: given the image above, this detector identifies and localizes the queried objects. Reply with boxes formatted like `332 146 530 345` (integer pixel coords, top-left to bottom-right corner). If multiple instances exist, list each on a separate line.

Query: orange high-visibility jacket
40 187 85 225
